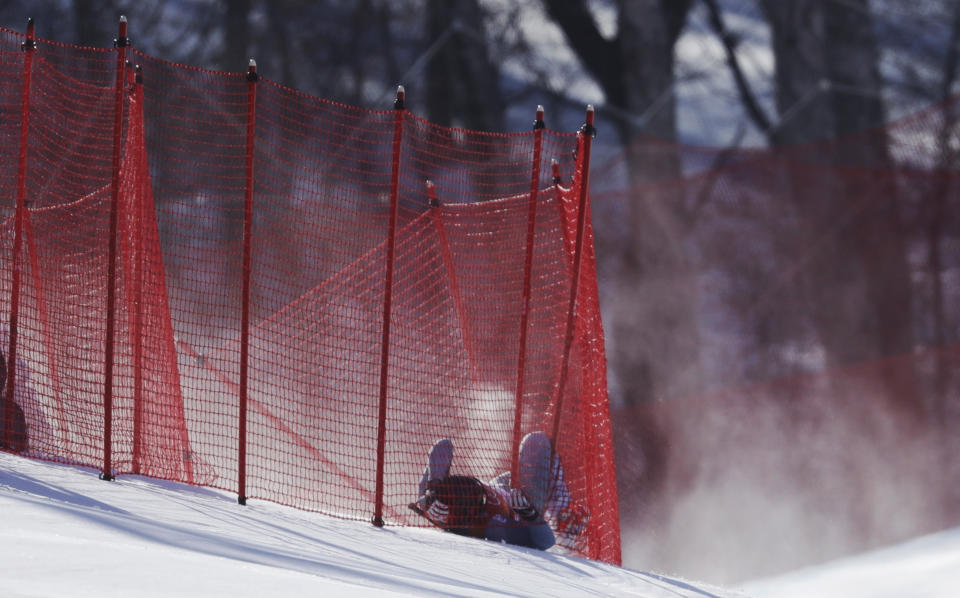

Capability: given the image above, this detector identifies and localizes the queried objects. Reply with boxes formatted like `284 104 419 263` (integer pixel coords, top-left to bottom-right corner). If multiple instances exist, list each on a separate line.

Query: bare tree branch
540 0 623 105
939 2 960 103
660 0 694 42
702 0 773 136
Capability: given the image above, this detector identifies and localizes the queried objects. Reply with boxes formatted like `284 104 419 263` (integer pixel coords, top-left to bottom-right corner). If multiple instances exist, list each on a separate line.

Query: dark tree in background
760 0 917 419
425 0 504 130
541 0 702 532
543 0 702 411
73 0 114 47
929 3 960 415
219 0 250 72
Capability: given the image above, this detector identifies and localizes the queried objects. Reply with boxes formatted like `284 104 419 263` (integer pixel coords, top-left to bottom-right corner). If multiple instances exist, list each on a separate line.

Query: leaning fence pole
5 18 35 451
101 16 130 480
510 106 545 482
237 59 259 506
426 180 478 375
373 86 405 528
550 106 596 448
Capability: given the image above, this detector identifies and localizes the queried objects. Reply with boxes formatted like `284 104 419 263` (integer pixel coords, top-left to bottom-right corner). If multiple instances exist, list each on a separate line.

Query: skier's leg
543 451 570 518
541 447 590 552
516 431 589 551
516 431 555 516
484 519 555 551
418 438 453 498
525 520 556 550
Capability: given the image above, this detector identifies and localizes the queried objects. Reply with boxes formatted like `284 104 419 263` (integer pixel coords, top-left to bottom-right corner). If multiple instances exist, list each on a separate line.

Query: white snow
4 450 960 597
742 526 960 598
0 452 742 598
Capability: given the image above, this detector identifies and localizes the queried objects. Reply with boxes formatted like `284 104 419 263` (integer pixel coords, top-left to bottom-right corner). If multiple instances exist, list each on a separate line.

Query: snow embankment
0 452 744 598
743 521 960 598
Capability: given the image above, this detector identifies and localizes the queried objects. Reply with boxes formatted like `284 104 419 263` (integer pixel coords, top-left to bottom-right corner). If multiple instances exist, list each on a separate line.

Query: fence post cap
426 180 440 207
22 17 36 49
115 15 129 47
582 106 597 137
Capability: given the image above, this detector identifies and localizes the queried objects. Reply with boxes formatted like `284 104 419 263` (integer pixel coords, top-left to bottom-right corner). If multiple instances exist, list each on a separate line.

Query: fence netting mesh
0 28 620 563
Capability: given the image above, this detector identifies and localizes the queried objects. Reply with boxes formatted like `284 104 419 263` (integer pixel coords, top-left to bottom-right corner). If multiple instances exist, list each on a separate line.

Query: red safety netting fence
0 23 620 563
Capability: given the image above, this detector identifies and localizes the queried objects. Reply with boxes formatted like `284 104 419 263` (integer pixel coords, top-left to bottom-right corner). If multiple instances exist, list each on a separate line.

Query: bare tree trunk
618 1 702 411
543 1 698 534
73 0 114 48
930 2 960 416
761 0 919 417
425 0 504 131
220 0 251 72
545 0 698 408
823 0 914 374
927 0 960 524
265 1 297 91
617 0 685 184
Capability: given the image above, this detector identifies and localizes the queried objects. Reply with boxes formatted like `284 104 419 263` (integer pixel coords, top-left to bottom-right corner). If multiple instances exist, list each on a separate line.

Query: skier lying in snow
411 431 589 551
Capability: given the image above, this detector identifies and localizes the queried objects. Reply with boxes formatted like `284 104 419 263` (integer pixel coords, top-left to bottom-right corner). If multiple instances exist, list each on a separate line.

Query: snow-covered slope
6 451 959 597
0 452 744 598
743 526 960 598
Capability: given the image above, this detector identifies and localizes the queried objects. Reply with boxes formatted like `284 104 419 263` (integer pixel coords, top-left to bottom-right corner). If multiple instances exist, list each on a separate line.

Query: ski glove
509 488 539 522
426 497 449 525
553 503 590 550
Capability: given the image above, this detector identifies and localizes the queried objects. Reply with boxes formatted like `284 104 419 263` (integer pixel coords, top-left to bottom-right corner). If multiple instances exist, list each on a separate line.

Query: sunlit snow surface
4 452 958 597
0 452 744 598
742 525 960 598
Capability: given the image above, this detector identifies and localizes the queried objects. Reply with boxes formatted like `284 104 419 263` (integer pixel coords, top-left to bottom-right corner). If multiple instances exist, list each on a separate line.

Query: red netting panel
236 80 398 511
392 118 533 505
380 119 617 562
0 34 195 478
114 82 199 483
557 137 620 563
24 193 111 466
133 51 252 493
0 33 22 212
0 33 117 468
0 27 621 565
